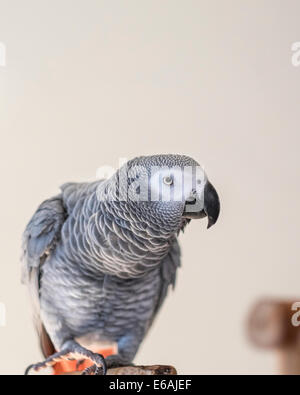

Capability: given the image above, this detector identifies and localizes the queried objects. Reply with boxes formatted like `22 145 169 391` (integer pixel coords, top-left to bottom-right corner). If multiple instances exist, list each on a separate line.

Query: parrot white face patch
148 165 207 205
149 166 192 202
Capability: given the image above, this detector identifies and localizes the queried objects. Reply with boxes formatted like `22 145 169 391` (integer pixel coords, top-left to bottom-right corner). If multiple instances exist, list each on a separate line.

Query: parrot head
101 154 220 236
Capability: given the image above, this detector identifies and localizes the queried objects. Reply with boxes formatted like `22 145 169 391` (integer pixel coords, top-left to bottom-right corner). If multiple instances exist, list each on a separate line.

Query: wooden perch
107 365 177 375
247 298 300 374
67 365 177 375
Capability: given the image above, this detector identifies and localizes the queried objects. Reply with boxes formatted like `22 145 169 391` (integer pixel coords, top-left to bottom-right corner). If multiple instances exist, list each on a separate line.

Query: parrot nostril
185 197 197 205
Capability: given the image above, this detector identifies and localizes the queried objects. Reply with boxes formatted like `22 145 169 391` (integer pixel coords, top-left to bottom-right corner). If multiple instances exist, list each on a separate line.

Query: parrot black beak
203 181 220 229
182 181 220 228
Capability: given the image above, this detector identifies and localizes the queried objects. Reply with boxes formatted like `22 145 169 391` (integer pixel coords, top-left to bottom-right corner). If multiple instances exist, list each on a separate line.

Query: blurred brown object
248 299 300 374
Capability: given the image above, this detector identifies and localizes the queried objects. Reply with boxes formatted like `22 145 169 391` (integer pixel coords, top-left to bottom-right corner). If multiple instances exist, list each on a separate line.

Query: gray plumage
22 154 220 371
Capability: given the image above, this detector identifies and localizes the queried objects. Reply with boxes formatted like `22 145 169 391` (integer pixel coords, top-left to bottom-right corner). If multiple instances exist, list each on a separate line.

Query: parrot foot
25 341 107 375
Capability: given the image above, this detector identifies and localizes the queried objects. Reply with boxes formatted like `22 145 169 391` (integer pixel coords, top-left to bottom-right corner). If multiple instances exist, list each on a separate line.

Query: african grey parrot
22 154 220 375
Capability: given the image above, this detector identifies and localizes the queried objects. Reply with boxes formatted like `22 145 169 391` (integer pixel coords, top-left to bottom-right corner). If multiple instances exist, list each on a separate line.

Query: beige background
0 0 300 374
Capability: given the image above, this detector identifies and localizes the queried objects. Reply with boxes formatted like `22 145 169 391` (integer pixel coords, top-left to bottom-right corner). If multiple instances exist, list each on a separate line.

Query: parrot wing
21 194 67 356
151 239 181 323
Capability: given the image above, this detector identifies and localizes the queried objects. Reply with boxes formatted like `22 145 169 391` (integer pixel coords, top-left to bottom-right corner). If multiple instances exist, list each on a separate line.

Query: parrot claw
81 364 104 375
25 341 107 375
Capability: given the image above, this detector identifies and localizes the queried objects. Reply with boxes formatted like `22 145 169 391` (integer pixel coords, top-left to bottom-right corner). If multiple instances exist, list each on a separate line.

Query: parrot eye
163 176 173 186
